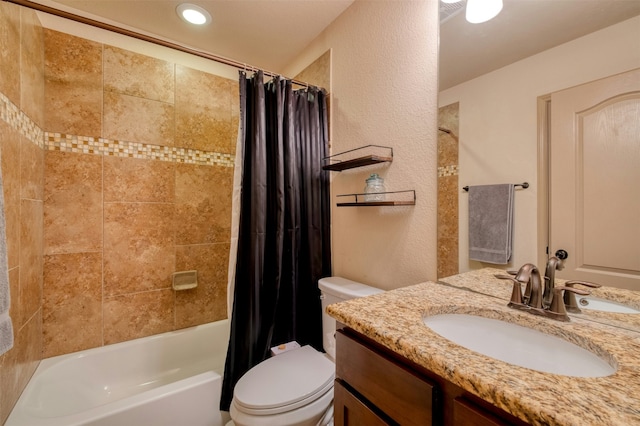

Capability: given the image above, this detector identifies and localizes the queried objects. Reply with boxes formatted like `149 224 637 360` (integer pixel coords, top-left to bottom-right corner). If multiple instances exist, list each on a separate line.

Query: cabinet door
334 380 390 426
336 331 438 425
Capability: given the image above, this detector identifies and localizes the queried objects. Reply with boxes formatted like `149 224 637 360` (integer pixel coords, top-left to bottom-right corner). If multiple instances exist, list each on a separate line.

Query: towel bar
463 182 529 192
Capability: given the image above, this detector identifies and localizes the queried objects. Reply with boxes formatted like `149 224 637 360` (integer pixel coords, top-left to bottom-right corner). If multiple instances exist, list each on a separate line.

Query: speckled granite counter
327 276 640 426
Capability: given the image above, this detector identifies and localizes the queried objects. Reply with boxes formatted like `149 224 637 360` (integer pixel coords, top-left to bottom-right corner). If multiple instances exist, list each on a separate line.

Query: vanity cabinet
334 328 529 426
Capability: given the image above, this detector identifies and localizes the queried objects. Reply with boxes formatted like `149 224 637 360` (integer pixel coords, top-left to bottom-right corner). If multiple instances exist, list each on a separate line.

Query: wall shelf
323 145 393 171
336 190 416 207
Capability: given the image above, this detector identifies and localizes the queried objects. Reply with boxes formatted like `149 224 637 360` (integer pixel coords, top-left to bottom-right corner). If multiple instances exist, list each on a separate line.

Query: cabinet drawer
453 398 513 426
336 330 438 425
334 380 390 426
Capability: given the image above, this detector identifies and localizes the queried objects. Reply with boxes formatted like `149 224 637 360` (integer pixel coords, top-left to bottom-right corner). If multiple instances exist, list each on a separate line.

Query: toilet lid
233 345 335 414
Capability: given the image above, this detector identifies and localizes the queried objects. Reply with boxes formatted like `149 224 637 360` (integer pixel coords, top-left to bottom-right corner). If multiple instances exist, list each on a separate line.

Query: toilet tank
318 277 383 360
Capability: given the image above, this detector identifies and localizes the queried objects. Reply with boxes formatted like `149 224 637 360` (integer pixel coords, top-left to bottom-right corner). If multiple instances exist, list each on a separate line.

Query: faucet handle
548 286 591 321
563 281 602 313
495 274 524 307
564 280 602 289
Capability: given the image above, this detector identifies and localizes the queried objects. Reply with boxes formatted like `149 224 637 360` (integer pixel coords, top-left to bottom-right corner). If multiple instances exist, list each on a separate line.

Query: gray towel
0 151 13 356
468 184 514 264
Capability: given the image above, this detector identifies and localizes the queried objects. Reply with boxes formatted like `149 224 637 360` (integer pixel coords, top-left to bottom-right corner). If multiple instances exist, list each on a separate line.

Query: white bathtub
6 320 230 426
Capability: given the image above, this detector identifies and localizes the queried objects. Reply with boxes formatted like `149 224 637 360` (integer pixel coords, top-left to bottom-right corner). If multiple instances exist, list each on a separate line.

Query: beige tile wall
0 3 45 424
438 102 460 278
44 31 103 137
1 11 237 423
42 30 235 356
294 49 331 94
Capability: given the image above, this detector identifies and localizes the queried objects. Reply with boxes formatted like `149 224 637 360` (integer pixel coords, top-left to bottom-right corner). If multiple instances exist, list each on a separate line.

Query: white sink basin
423 313 616 377
576 296 640 314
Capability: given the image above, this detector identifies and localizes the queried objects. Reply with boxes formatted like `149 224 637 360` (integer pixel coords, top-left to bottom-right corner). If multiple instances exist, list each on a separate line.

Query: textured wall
41 30 236 357
439 15 640 273
0 3 45 423
284 0 440 290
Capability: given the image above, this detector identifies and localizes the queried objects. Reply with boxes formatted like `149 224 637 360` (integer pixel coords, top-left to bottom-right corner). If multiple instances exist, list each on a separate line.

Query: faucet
543 256 564 309
496 263 595 321
514 263 544 309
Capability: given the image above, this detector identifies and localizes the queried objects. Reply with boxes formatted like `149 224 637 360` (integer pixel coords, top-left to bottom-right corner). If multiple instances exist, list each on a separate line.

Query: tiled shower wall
0 3 45 423
437 102 459 278
0 4 236 419
42 29 236 357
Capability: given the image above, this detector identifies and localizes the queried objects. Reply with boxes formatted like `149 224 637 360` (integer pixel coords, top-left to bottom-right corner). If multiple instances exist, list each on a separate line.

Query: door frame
536 94 551 270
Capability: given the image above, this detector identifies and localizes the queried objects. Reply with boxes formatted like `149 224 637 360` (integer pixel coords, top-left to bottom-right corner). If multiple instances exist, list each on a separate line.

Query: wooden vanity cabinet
334 327 529 426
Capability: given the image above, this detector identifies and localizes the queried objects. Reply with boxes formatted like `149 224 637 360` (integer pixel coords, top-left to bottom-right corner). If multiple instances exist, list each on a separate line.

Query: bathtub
6 320 230 426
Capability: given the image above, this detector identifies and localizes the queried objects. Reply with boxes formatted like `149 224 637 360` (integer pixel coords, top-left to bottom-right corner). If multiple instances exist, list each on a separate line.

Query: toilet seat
229 388 334 426
233 345 335 416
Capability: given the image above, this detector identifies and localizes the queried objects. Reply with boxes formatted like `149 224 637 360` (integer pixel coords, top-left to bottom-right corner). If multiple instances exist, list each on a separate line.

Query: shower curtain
220 71 331 411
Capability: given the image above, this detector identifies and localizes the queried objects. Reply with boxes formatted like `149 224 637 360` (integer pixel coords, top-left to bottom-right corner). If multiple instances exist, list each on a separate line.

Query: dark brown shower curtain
220 71 331 411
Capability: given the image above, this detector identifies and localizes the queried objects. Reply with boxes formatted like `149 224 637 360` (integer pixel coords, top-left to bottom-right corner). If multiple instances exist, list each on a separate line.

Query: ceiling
29 0 640 89
439 0 640 90
31 0 355 73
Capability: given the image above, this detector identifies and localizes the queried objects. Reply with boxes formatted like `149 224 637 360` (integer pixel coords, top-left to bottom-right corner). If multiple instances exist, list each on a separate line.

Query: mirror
439 1 640 90
437 1 640 332
437 269 640 334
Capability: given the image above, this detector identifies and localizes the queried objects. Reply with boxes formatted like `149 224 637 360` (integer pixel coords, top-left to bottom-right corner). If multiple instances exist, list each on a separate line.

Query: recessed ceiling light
466 0 503 23
176 3 212 26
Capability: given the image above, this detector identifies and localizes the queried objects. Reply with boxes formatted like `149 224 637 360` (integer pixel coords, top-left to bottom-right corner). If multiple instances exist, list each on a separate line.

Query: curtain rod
3 0 313 88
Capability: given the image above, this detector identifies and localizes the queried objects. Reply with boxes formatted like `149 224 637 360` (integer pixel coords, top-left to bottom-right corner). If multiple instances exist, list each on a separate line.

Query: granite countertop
327 271 640 426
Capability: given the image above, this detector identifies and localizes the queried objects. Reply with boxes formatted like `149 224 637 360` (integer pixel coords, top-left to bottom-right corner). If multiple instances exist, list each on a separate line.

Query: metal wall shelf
324 145 414 208
336 190 416 207
323 145 393 171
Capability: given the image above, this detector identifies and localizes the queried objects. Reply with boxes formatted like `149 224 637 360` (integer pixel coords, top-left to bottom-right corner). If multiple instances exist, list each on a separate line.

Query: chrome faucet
543 256 564 309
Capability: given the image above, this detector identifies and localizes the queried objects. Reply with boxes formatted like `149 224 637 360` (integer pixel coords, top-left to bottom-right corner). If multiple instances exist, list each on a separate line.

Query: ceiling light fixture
465 0 503 24
176 3 212 26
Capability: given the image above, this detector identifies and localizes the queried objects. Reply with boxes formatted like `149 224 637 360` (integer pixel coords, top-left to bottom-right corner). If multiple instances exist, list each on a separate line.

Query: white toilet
227 277 383 426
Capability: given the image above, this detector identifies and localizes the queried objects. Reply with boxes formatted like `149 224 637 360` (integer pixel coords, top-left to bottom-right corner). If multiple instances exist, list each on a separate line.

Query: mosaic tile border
0 92 44 148
1 91 234 167
44 133 234 167
438 164 459 178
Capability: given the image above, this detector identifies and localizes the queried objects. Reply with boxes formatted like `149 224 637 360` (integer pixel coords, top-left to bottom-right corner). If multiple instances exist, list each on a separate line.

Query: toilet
227 277 383 426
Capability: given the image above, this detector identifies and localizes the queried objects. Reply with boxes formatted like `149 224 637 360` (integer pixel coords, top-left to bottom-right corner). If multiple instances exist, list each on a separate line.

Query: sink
423 313 616 377
575 296 640 314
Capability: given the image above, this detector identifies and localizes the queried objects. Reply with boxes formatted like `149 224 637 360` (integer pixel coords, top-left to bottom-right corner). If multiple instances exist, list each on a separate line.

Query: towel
0 152 13 356
468 184 514 264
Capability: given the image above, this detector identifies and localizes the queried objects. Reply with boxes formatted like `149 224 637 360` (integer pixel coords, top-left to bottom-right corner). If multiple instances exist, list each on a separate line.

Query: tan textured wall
42 30 235 357
439 15 640 273
284 0 440 290
0 3 45 424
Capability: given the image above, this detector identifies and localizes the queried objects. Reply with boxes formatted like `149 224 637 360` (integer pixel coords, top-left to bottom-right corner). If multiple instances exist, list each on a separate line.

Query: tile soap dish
173 270 197 290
